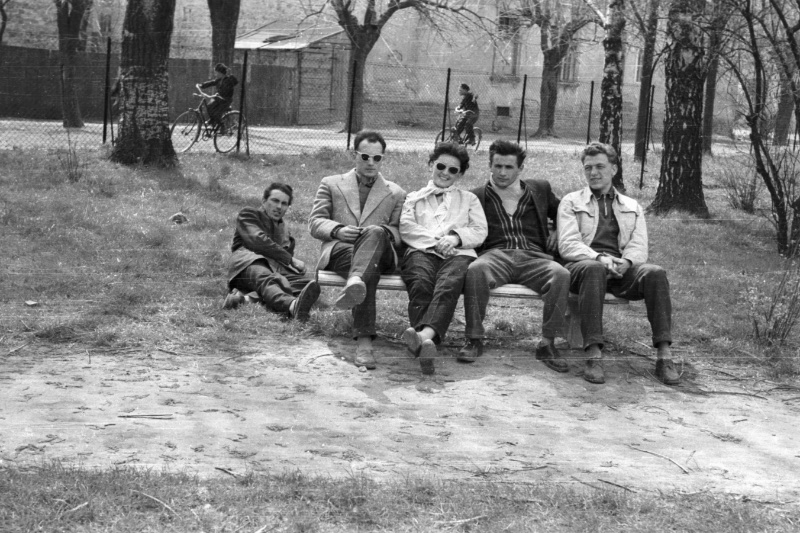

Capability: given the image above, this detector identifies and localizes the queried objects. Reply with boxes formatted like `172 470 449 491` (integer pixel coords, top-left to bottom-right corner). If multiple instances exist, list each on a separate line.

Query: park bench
315 270 628 349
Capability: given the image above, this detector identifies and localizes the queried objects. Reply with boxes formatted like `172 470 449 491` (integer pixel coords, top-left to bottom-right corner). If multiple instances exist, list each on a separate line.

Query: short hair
215 63 228 75
429 142 470 174
581 142 619 166
488 139 526 168
460 83 470 91
263 182 293 205
353 130 386 153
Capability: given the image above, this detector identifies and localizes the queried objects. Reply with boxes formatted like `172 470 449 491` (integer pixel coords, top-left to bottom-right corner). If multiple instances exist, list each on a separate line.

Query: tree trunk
0 1 9 64
110 0 177 167
702 22 723 154
634 0 659 161
533 49 563 138
207 0 240 68
701 51 719 154
598 0 626 191
649 0 708 217
344 34 378 134
773 72 795 146
55 0 92 128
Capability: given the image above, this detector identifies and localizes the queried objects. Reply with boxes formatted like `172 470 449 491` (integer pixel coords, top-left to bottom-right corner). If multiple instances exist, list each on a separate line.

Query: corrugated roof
235 21 345 50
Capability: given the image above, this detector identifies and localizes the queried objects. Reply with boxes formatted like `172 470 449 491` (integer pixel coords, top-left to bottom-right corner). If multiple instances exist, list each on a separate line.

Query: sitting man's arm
309 178 347 241
379 187 405 247
236 208 293 266
557 194 599 262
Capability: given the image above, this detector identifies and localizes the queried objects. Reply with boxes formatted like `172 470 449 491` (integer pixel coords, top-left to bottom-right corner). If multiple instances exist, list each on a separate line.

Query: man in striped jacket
459 140 571 373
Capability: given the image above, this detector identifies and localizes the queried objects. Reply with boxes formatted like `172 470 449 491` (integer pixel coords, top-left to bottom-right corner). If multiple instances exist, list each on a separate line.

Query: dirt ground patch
2 336 799 501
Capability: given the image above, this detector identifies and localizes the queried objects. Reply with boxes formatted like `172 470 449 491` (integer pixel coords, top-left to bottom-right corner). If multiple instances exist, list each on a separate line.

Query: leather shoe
583 358 605 384
535 343 569 373
402 327 422 358
457 338 483 363
335 277 367 310
223 289 244 310
292 281 320 322
354 345 376 369
419 340 436 375
655 358 680 385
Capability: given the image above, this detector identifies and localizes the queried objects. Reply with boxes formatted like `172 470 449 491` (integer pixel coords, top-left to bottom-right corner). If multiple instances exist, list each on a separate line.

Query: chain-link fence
0 42 676 157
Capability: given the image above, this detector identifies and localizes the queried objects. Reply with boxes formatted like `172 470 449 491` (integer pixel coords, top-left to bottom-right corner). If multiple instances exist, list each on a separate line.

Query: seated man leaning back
308 130 406 370
557 142 679 386
224 182 321 321
460 140 572 373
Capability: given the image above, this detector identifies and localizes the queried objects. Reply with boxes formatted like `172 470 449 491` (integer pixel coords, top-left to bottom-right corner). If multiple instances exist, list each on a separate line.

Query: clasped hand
434 234 459 257
598 255 630 279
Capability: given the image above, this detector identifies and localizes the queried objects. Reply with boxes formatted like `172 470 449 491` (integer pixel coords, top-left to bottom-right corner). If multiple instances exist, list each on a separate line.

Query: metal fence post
586 80 595 145
517 74 528 145
439 68 451 147
236 50 248 154
346 60 357 150
102 37 111 144
639 84 656 189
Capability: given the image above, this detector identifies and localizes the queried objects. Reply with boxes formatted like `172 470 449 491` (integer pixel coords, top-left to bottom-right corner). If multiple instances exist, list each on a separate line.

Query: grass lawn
1 146 798 531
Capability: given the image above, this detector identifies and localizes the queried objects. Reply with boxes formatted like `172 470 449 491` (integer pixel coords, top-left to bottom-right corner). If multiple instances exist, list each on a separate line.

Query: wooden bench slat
316 271 628 304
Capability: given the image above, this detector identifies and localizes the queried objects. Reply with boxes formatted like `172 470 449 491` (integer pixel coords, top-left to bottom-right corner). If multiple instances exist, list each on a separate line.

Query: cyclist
196 62 238 128
454 83 479 145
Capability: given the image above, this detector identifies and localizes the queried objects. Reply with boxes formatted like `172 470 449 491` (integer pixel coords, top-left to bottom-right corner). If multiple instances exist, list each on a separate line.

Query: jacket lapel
335 170 362 221
360 174 391 223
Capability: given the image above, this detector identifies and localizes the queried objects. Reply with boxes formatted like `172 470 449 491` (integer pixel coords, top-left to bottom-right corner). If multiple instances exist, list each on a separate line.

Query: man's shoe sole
335 280 367 310
402 327 422 358
419 340 436 375
294 281 320 322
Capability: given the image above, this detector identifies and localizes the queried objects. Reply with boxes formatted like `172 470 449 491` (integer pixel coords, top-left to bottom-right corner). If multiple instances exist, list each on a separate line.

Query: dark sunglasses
355 151 383 163
435 162 461 175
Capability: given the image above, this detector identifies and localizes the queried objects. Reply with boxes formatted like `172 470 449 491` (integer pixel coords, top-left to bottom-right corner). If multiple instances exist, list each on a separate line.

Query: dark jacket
470 179 560 255
227 206 295 288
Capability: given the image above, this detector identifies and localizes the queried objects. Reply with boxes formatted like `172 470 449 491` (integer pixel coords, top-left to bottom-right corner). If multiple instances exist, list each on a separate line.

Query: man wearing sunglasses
309 130 406 369
459 140 571 374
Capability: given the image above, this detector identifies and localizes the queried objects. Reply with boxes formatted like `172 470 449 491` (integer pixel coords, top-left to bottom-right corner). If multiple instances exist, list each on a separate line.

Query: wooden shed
235 22 351 126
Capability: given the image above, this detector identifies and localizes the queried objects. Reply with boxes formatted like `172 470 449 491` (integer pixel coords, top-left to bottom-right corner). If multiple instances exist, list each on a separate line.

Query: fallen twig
253 525 278 533
63 501 88 515
6 342 30 356
157 348 179 355
306 353 335 364
782 396 800 403
627 445 690 474
570 475 602 490
219 353 249 363
597 478 637 493
132 489 177 515
695 389 768 401
118 414 173 419
433 515 488 526
215 466 239 478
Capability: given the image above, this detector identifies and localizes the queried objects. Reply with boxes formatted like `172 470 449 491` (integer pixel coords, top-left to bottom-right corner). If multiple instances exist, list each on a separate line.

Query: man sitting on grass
308 130 406 370
558 142 679 385
223 182 320 322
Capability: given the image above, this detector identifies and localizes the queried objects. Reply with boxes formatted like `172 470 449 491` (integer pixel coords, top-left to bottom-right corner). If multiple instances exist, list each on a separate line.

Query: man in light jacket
558 142 679 386
308 130 406 370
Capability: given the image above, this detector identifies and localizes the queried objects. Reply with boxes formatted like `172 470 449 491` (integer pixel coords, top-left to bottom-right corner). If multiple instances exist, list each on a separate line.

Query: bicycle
434 109 482 151
171 94 247 153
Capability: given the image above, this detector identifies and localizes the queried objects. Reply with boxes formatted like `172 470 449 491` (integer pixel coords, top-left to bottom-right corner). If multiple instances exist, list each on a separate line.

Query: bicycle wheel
472 128 483 151
171 111 200 153
214 111 247 153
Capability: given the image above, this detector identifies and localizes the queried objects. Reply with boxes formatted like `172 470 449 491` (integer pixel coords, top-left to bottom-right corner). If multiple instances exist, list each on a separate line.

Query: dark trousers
463 249 570 339
454 111 478 143
566 260 672 349
400 251 474 344
326 226 395 338
230 259 310 314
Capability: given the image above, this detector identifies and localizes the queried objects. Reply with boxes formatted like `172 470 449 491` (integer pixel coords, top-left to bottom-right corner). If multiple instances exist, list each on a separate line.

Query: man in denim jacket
558 143 679 386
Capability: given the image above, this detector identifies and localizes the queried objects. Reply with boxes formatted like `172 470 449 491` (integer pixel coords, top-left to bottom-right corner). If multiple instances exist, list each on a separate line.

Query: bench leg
567 295 584 349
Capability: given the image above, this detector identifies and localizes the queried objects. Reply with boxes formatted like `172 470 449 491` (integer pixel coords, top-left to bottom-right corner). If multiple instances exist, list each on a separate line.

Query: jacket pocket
572 207 595 240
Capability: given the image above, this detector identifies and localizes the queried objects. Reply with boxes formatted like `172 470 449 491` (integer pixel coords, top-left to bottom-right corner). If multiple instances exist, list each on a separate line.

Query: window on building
493 13 521 80
560 45 579 83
